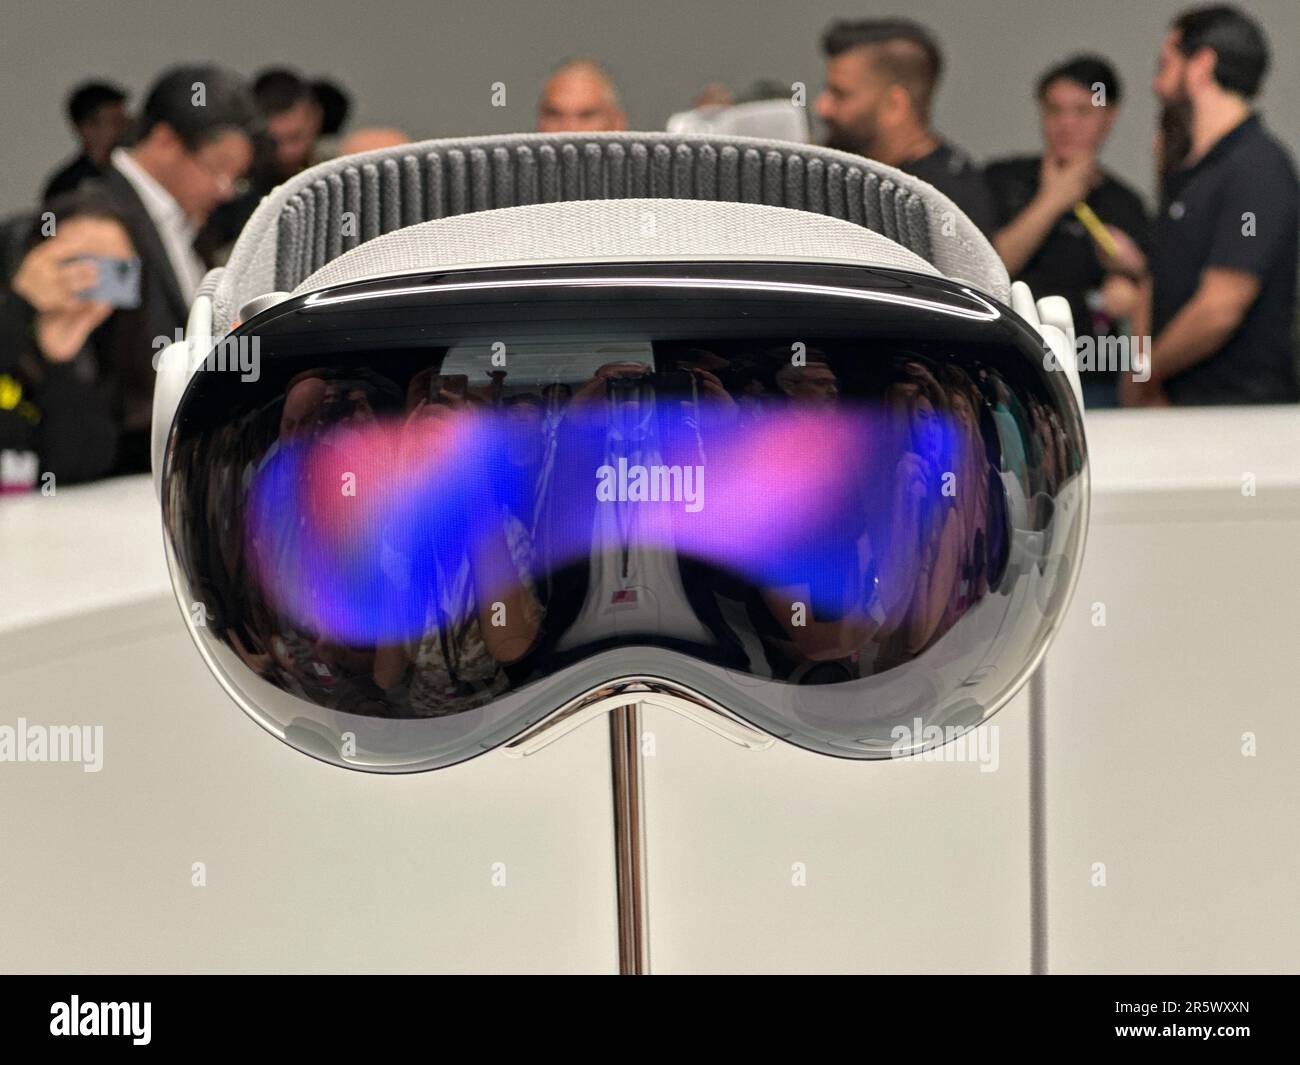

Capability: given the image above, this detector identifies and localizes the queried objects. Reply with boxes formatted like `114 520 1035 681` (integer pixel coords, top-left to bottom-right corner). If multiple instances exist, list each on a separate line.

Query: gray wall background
2 0 1297 218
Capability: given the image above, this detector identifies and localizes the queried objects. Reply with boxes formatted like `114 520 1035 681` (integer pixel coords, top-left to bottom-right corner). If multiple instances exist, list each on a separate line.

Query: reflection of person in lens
672 348 740 417
752 353 994 673
760 352 919 665
937 365 992 620
875 361 968 659
536 359 723 653
373 374 543 716
251 371 403 710
1025 392 1074 530
279 375 328 438
774 358 839 405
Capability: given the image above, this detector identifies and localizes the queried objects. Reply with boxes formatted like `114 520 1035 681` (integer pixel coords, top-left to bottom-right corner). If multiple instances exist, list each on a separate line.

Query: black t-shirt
986 155 1150 347
899 140 997 237
1153 113 1300 405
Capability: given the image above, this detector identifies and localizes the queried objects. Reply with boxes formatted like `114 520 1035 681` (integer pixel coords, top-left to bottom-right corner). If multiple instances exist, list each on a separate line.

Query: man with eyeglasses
197 68 325 264
94 64 257 474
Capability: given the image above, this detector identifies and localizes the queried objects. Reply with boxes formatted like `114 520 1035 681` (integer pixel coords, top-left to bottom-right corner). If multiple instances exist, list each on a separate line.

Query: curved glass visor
162 262 1087 771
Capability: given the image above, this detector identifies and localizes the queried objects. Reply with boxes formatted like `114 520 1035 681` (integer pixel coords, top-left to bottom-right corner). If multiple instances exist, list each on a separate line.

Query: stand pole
609 703 650 974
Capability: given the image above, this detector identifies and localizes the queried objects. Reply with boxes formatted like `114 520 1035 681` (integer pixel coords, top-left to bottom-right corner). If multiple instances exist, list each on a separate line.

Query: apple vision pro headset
151 132 1088 773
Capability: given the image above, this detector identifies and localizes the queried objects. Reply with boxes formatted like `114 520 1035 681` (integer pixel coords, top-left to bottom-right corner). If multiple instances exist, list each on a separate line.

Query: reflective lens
163 262 1087 770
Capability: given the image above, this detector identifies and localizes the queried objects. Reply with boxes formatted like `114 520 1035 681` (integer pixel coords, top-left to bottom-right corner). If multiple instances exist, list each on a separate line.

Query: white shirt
110 147 206 302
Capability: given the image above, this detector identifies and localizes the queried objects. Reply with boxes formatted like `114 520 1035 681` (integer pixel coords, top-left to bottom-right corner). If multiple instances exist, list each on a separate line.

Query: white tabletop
0 474 171 634
1083 405 1300 494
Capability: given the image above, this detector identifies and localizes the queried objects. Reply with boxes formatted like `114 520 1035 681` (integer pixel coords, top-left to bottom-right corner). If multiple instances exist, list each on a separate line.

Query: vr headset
152 132 1088 773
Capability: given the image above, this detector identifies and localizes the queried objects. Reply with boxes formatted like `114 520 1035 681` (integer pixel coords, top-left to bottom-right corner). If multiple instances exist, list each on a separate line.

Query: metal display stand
609 705 650 974
505 679 774 974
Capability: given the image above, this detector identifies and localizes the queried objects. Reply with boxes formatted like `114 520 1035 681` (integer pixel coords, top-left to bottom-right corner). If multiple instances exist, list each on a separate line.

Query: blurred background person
310 78 352 157
815 18 995 235
536 58 626 132
1 188 132 486
199 67 322 261
987 56 1151 409
42 81 130 203
1137 3 1299 406
256 67 323 178
1156 97 1194 182
96 63 257 473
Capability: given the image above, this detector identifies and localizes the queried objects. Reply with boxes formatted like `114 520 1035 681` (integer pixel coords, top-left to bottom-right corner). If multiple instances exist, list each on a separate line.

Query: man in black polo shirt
815 18 996 236
987 56 1151 408
1138 4 1299 406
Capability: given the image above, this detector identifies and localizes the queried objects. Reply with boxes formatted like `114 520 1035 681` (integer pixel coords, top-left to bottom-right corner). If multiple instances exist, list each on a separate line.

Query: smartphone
72 254 141 309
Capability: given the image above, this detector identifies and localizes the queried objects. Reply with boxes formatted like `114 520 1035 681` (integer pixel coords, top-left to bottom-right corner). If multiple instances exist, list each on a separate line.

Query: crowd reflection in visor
168 341 1081 720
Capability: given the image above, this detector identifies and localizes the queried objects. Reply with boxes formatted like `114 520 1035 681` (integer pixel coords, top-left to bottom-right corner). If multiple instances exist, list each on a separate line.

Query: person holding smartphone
1 188 134 487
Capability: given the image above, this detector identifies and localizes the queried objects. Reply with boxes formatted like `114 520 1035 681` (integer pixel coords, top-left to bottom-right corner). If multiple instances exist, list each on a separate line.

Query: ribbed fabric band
211 132 1008 335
